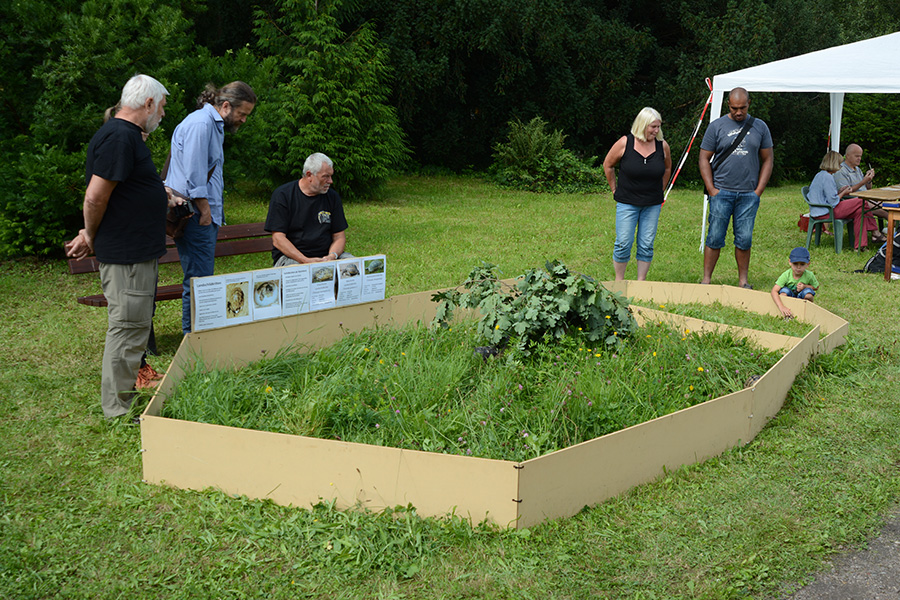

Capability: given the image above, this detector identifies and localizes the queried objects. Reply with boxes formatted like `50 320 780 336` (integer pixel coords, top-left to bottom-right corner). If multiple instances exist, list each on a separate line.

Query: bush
0 139 84 257
491 117 608 194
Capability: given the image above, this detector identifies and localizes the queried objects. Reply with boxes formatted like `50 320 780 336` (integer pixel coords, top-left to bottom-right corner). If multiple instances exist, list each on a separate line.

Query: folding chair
802 185 855 253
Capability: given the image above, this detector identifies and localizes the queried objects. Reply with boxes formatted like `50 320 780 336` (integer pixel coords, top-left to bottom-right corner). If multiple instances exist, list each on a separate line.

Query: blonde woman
603 107 672 280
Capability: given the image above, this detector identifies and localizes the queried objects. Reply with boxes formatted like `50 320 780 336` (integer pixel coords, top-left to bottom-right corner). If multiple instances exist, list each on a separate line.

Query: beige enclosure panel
516 388 753 527
141 415 519 526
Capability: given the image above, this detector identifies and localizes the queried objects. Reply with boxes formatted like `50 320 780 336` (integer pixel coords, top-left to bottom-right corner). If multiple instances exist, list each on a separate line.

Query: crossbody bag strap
711 116 755 173
159 150 215 185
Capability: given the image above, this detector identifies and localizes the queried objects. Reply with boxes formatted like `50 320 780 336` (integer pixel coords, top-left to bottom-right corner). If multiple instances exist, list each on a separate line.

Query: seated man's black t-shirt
265 180 349 264
86 118 167 265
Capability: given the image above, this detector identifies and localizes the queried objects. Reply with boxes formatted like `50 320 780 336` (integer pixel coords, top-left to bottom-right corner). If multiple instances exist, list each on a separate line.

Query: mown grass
2 175 899 599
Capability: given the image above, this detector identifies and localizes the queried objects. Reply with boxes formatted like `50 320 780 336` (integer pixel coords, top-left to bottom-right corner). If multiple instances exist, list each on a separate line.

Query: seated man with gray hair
265 152 351 266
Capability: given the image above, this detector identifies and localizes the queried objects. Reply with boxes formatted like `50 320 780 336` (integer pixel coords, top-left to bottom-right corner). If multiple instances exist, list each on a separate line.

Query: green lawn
2 175 898 599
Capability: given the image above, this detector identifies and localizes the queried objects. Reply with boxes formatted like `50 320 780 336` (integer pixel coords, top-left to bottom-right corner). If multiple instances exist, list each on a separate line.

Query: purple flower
375 423 381 429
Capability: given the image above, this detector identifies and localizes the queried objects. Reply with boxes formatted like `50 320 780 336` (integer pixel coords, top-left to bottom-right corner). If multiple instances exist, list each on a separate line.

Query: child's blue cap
789 247 810 263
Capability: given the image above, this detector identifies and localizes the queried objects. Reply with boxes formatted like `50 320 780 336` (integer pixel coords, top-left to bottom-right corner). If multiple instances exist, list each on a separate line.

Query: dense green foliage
432 261 635 354
839 94 900 184
491 117 607 193
164 319 779 461
253 0 408 198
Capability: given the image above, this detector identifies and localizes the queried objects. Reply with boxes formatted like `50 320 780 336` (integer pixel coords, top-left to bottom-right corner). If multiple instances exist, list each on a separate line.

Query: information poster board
191 255 387 332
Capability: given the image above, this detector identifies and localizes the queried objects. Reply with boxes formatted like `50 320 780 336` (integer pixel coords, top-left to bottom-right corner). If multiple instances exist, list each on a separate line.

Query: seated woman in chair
808 151 885 251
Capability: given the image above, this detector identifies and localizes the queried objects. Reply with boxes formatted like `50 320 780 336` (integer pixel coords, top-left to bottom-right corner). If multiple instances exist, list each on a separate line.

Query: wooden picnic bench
67 222 272 307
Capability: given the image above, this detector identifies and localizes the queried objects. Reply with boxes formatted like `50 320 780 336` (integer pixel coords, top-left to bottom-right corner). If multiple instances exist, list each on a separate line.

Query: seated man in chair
265 152 351 266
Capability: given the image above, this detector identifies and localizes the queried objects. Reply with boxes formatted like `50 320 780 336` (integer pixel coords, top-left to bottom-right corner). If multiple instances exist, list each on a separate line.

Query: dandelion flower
401 352 406 356
265 386 273 393
605 315 611 320
652 352 657 357
689 385 694 391
698 366 704 372
364 348 369 352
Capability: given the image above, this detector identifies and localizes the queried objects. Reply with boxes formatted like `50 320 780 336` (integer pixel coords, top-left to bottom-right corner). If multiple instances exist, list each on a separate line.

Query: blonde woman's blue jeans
614 202 661 263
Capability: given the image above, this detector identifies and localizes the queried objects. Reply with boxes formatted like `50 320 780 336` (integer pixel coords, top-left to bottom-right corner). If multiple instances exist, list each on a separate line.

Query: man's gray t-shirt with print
700 115 773 193
833 162 865 191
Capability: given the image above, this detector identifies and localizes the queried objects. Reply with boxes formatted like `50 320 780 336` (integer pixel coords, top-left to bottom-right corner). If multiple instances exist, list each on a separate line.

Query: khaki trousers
99 260 157 418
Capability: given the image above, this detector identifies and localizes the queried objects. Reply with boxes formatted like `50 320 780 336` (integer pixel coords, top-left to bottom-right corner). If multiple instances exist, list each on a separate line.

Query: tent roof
712 31 900 94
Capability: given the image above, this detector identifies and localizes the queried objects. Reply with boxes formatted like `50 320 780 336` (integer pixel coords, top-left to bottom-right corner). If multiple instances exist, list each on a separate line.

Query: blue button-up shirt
165 103 226 226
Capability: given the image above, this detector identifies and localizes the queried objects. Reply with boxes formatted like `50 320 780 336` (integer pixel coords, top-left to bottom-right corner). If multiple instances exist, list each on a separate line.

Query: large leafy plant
431 261 635 355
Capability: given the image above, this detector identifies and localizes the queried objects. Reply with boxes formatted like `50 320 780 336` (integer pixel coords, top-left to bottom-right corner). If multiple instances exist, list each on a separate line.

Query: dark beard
223 114 240 133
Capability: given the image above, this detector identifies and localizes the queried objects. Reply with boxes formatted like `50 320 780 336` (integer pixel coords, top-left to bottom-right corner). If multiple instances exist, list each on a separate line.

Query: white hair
303 153 334 176
119 74 169 110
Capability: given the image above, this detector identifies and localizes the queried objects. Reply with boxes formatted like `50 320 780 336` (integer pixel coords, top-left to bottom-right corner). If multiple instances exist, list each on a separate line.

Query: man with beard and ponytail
164 81 256 333
65 74 173 422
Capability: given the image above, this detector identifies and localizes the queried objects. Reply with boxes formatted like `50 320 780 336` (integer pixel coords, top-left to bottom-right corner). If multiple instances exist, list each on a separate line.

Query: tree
361 0 652 170
254 0 409 199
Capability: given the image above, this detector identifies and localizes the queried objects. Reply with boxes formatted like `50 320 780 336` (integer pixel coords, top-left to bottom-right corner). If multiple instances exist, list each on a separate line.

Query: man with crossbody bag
699 87 774 288
164 81 256 334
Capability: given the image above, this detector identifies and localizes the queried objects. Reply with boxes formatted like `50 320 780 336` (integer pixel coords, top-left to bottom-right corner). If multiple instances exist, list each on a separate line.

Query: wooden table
854 187 900 281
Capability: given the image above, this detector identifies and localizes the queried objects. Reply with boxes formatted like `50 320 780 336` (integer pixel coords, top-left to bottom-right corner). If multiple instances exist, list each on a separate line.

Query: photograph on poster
336 259 363 306
310 263 337 311
251 269 283 321
361 255 387 303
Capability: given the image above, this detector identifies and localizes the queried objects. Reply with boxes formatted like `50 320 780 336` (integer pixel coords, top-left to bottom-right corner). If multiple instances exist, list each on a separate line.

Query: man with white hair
265 152 350 266
65 74 172 421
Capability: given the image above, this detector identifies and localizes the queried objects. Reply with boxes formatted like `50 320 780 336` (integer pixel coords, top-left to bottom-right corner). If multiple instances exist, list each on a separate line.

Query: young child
771 247 819 319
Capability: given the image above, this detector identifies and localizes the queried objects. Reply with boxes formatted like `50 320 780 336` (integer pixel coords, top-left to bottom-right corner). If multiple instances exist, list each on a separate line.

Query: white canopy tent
710 31 900 152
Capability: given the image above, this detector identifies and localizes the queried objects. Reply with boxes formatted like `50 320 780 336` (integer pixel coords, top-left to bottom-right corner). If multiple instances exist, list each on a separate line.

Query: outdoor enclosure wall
142 281 847 528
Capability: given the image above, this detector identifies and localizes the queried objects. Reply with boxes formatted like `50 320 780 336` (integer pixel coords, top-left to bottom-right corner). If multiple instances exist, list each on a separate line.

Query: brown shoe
140 363 164 380
135 363 163 389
